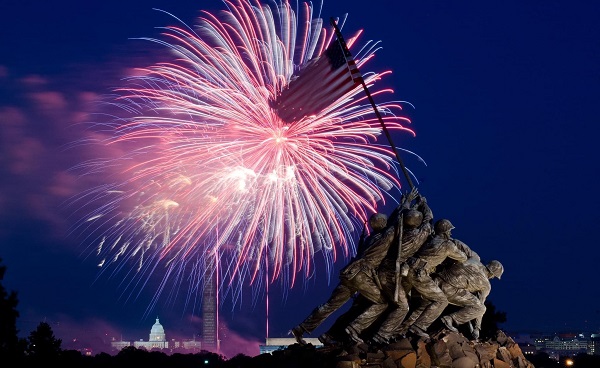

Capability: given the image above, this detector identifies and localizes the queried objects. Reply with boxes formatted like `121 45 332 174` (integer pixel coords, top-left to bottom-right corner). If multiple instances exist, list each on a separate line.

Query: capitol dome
149 318 166 341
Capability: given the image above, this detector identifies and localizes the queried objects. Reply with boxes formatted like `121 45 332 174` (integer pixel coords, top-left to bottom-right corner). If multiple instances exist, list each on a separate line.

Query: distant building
519 343 537 356
133 318 169 350
110 317 202 353
545 334 587 356
111 339 132 351
529 332 591 357
259 337 323 354
589 334 600 356
532 334 553 352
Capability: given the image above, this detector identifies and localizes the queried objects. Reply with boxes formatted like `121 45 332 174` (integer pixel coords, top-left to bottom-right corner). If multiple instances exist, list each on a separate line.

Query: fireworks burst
72 0 418 313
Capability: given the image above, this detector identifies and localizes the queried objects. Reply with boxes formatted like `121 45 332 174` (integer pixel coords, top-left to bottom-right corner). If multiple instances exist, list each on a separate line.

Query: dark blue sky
1 0 599 357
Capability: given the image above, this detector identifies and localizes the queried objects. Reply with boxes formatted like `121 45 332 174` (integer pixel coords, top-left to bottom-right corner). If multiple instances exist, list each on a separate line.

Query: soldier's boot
440 315 458 333
396 322 410 337
408 325 430 339
318 333 338 346
290 325 308 345
371 332 389 345
344 325 364 344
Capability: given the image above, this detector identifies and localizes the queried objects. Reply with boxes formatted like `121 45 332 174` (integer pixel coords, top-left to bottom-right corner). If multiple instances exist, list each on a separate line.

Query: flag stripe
271 36 364 123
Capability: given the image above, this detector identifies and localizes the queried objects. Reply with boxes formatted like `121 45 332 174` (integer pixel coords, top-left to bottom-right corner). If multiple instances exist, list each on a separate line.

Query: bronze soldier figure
397 218 473 339
437 259 504 340
290 188 419 344
366 195 433 344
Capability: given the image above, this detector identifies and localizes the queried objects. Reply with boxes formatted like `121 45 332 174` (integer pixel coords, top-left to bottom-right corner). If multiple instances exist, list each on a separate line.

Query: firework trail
72 0 418 312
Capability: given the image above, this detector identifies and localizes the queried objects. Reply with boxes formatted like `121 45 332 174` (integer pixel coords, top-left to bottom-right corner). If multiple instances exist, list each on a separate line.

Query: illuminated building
110 317 202 353
531 333 588 357
589 334 600 355
133 318 169 350
259 338 323 354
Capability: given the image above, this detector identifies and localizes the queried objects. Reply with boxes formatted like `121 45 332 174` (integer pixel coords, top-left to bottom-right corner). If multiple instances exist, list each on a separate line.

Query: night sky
1 0 599 358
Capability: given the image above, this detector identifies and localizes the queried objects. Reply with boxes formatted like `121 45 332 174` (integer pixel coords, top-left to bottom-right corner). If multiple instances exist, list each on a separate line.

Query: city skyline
1 0 599 359
25 313 600 357
50 311 600 356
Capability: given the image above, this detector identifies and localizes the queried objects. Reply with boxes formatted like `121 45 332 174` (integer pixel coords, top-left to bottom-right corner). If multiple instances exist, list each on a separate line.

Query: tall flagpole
330 18 415 191
330 19 412 312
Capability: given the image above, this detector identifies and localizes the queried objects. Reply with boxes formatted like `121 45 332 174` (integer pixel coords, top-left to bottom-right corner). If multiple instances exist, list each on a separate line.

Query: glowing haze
70 0 416 314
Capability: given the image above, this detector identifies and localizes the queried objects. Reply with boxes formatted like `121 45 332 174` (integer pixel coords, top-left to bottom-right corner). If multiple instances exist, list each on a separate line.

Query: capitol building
110 318 202 352
109 317 324 356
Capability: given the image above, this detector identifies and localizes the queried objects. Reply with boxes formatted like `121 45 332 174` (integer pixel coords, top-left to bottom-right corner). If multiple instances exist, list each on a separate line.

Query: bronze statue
437 259 504 339
394 218 474 339
290 187 505 346
290 188 418 344
366 195 433 344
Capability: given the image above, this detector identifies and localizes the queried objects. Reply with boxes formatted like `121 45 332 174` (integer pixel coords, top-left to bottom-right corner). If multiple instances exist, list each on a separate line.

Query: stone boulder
262 329 535 368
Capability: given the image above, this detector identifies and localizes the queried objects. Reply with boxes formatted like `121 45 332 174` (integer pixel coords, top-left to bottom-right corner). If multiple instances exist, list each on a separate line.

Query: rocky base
252 330 535 368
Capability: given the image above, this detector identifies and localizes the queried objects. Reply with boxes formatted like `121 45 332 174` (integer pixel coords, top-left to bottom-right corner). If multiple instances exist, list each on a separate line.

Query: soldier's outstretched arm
442 238 468 263
478 284 491 304
417 196 433 223
405 187 419 203
390 187 419 224
454 239 480 261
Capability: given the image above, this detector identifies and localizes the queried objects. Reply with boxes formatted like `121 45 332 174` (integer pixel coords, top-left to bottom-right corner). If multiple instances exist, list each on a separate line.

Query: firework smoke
71 0 417 314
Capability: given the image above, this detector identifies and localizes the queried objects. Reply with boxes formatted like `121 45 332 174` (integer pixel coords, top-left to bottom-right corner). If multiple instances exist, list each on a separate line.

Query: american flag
271 37 364 123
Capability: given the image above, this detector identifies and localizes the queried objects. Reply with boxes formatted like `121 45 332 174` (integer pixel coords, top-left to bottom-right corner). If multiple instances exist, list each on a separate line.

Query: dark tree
59 349 91 368
223 353 254 368
115 346 164 368
480 299 506 340
0 257 24 359
26 321 62 358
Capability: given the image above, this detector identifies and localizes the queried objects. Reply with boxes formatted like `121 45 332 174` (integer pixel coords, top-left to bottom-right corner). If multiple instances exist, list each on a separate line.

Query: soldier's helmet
369 213 388 231
434 219 455 234
486 260 504 279
404 210 424 228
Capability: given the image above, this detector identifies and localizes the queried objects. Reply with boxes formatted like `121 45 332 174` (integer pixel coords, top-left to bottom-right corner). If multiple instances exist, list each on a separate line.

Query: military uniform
295 203 406 337
400 235 470 333
366 199 433 342
437 258 492 333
